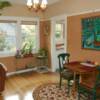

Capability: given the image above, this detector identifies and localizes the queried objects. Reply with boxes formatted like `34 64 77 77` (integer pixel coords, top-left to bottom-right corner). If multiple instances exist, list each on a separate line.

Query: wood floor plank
0 72 59 100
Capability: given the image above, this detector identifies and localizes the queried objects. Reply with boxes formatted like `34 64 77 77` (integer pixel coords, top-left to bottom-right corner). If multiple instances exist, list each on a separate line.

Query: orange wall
45 0 100 19
67 12 100 64
40 21 47 48
40 21 51 68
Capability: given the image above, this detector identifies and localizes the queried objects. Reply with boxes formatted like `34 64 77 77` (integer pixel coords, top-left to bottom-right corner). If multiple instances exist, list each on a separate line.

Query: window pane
0 23 16 53
55 23 64 44
21 24 37 53
55 24 62 38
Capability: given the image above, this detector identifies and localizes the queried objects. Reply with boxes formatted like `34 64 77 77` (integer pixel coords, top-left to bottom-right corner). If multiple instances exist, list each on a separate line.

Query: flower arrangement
15 43 33 58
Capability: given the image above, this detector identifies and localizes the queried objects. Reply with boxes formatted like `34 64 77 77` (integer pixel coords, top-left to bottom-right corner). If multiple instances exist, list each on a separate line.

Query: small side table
36 55 47 67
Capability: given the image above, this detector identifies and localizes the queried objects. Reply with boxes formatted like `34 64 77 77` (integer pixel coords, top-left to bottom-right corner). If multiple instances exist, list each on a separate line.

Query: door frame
50 14 68 72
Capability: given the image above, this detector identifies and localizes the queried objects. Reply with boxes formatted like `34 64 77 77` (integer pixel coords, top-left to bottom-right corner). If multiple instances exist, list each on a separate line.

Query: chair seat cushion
61 70 73 79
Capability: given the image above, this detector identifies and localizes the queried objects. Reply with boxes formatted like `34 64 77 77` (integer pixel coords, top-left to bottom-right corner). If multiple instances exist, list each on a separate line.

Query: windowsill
0 52 15 58
15 54 33 59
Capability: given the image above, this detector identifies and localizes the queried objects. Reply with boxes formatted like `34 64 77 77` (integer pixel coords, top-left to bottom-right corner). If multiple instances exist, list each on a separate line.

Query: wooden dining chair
78 66 100 100
58 53 74 95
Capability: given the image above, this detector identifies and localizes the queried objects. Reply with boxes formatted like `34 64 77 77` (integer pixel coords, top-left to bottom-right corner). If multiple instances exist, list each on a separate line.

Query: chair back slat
94 66 100 89
58 53 70 72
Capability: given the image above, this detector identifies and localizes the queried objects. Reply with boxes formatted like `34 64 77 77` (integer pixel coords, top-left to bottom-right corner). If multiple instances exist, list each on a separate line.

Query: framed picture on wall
82 16 100 50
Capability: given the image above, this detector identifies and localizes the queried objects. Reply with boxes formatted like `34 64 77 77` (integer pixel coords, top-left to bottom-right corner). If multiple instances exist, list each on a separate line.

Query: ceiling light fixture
27 0 48 12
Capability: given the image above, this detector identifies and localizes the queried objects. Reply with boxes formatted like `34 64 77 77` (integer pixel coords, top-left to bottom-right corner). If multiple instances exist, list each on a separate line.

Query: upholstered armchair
0 63 7 93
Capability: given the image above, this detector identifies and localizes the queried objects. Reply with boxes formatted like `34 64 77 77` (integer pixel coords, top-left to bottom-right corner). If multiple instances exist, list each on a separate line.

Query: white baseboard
6 67 52 77
6 67 37 77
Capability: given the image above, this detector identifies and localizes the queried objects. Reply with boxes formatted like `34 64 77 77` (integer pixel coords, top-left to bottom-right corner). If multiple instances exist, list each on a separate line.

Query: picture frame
81 16 100 50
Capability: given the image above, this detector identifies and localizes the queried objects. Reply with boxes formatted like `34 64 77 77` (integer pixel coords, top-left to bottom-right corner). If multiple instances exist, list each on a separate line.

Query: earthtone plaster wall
44 0 100 19
67 12 100 64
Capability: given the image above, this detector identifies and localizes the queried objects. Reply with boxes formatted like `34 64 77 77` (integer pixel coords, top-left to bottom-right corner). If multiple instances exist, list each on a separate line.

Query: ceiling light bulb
33 0 40 11
41 0 47 10
27 0 32 7
27 0 48 12
41 0 47 5
33 0 39 4
41 4 46 9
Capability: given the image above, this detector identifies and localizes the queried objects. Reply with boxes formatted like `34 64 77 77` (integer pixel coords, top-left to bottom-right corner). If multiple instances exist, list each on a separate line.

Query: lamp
27 0 48 12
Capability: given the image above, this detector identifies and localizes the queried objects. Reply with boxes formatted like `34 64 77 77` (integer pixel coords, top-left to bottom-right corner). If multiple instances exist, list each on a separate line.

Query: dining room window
0 17 39 57
0 21 17 56
21 21 39 53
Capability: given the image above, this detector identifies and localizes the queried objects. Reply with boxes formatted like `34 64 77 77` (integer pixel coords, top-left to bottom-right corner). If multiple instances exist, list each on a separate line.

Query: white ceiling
5 0 60 5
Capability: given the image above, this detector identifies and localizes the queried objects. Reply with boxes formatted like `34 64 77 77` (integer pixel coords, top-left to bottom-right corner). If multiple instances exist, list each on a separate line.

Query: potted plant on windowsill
15 42 33 58
21 43 33 58
37 48 48 58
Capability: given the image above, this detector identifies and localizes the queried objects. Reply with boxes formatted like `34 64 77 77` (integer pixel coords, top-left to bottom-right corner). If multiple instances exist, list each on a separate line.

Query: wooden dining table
64 61 96 97
64 61 96 80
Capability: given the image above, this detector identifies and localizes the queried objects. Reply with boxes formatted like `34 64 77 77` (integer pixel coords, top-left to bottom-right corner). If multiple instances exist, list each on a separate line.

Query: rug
33 83 68 100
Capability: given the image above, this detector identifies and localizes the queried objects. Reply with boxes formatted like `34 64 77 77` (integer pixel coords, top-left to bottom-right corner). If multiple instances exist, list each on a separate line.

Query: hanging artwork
82 16 100 50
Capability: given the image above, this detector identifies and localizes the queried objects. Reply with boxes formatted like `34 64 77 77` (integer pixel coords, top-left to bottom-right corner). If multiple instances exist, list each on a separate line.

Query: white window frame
0 16 40 57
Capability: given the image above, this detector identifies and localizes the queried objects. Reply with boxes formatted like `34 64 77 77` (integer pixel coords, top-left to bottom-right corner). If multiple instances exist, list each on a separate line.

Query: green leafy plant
38 48 47 57
21 42 33 56
0 1 11 9
0 1 11 15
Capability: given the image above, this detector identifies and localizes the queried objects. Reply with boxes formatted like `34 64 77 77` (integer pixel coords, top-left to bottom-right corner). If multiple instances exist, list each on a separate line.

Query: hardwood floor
0 72 59 100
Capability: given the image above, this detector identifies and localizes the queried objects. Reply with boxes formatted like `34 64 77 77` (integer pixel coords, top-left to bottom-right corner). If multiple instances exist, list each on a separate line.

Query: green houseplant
0 1 11 15
0 1 11 9
38 48 47 57
21 42 33 57
15 42 33 58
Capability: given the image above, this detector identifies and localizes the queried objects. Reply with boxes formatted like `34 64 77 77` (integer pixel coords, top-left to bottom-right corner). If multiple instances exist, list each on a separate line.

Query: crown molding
0 16 39 21
40 9 100 21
